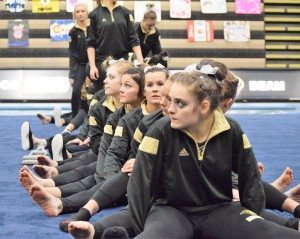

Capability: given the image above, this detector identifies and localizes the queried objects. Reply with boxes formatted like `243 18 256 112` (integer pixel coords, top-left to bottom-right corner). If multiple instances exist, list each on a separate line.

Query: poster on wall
8 19 29 47
170 0 191 19
201 0 227 14
66 0 93 13
235 0 261 14
50 19 74 41
4 0 27 12
32 0 59 13
134 1 161 22
224 21 250 42
187 20 214 42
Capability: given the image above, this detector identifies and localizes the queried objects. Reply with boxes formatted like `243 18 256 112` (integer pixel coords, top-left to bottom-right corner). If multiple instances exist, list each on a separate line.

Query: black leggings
92 207 134 238
56 151 97 174
69 107 87 130
60 173 128 214
263 181 288 210
54 161 97 187
71 64 86 117
91 172 129 210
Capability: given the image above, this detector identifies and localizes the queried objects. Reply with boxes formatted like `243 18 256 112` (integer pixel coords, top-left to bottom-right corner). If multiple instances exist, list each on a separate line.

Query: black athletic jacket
69 25 89 79
77 90 106 141
130 109 164 158
103 103 150 180
88 95 118 154
86 4 140 62
94 105 130 182
127 109 265 233
135 23 162 58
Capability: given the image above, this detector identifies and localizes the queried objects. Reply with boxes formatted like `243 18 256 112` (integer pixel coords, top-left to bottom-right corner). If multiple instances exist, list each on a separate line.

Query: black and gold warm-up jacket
87 3 139 62
130 109 164 158
94 105 130 183
127 108 265 234
88 94 119 155
103 101 150 180
68 25 89 79
76 89 106 142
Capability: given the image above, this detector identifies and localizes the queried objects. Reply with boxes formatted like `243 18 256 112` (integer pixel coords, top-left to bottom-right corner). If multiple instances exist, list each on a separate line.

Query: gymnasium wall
0 0 265 70
1 0 300 102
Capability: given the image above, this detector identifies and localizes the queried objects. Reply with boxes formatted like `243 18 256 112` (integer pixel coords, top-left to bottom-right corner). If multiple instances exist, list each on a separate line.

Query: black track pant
187 203 300 239
91 204 300 239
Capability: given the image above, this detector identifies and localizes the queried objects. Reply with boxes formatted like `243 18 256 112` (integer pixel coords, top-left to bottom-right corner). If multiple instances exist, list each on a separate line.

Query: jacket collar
140 22 156 35
182 108 230 160
102 96 117 112
141 99 150 115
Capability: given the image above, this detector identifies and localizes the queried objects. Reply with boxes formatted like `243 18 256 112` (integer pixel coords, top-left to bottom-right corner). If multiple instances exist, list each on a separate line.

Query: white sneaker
52 134 63 161
21 121 33 150
53 106 62 127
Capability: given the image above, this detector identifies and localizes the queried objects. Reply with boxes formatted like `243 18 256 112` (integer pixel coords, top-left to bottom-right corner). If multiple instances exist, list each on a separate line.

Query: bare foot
33 165 58 179
20 165 50 185
30 183 62 216
68 221 95 239
257 162 264 175
20 170 36 192
37 156 58 167
285 184 300 203
37 113 52 124
271 167 293 192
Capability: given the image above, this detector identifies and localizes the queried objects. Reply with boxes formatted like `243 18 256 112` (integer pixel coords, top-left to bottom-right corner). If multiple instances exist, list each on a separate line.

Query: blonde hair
108 60 133 77
143 10 157 21
73 3 89 22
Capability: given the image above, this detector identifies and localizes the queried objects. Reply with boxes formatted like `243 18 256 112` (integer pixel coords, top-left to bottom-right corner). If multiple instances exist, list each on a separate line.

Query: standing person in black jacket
35 3 90 126
136 10 161 57
87 0 144 91
69 3 90 118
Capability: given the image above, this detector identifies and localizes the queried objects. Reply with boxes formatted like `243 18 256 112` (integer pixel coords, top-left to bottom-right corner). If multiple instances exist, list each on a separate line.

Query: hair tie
146 3 155 11
144 63 165 73
108 58 125 66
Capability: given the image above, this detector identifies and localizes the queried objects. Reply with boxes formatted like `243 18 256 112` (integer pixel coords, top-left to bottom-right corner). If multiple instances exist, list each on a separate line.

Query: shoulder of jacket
148 116 170 132
89 6 103 17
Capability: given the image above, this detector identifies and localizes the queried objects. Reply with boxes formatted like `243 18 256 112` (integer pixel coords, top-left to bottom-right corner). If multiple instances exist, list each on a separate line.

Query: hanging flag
50 19 74 41
187 20 214 42
66 0 93 13
201 0 227 14
32 0 59 13
235 0 261 14
8 19 29 47
224 21 250 42
170 0 191 19
134 1 161 22
4 0 27 13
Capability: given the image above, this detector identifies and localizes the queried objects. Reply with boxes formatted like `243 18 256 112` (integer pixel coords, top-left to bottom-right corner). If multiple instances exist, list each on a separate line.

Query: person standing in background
69 3 90 118
86 0 144 91
135 10 168 67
